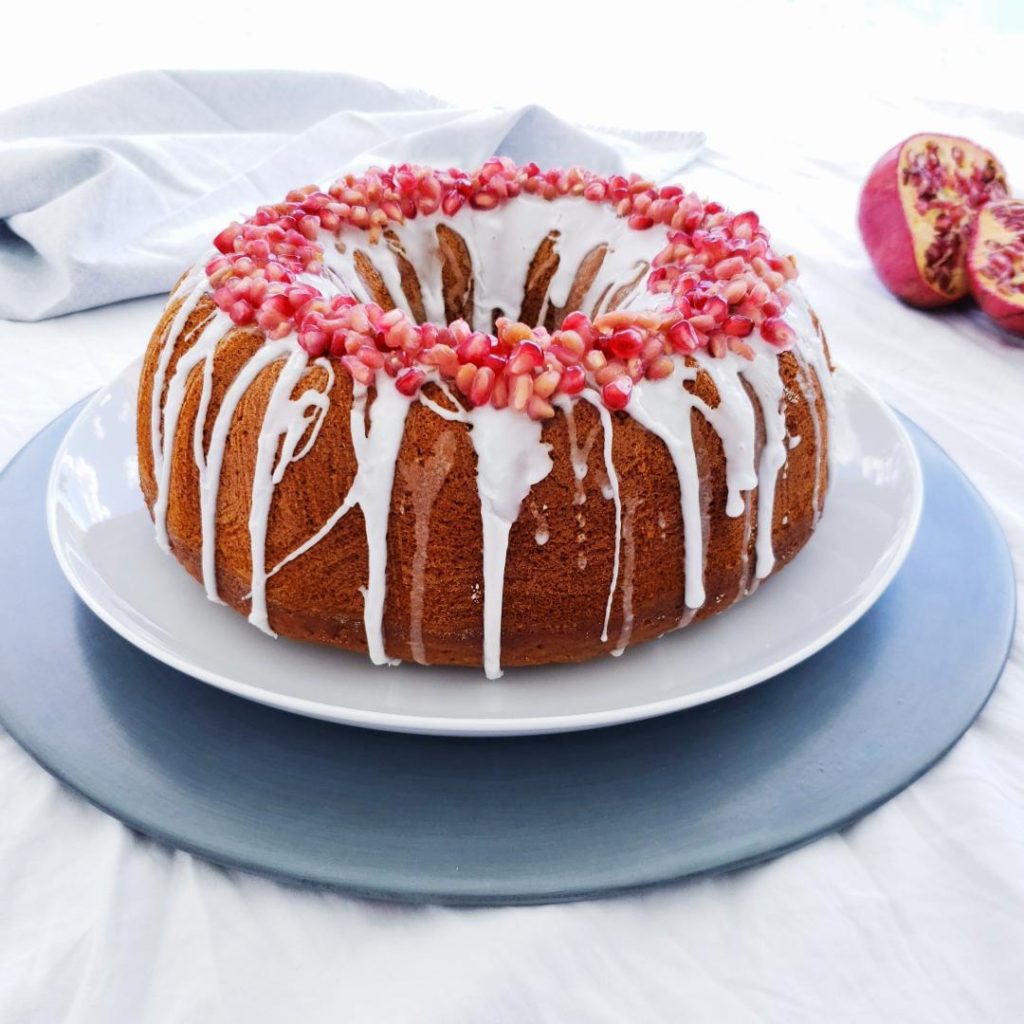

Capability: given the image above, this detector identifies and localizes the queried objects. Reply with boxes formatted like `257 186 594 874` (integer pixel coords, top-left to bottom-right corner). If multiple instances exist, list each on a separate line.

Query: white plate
47 361 922 736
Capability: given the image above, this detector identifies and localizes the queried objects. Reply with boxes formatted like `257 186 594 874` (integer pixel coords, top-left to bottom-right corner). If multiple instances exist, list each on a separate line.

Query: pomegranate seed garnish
558 364 586 394
455 363 476 396
341 355 374 386
533 369 561 399
528 395 556 420
607 327 644 359
723 315 754 337
760 317 797 347
507 340 544 374
560 311 594 343
646 356 675 380
470 367 496 405
602 376 633 411
510 374 534 412
228 299 254 325
200 161 802 417
668 320 701 352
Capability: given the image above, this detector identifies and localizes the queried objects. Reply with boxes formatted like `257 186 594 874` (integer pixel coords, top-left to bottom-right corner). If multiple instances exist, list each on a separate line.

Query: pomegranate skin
858 138 948 307
858 133 1007 308
968 201 1024 338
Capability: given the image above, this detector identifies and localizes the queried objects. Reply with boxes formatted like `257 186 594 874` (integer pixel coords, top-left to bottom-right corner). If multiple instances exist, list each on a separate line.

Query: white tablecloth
2 107 1023 1024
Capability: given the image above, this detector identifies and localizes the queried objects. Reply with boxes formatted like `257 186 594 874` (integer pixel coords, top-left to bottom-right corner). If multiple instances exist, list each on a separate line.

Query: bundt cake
138 160 834 678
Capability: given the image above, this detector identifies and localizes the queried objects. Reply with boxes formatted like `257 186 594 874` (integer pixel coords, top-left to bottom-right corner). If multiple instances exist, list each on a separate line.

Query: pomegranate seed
723 278 749 304
761 317 796 347
341 355 375 386
646 356 675 380
455 363 476 396
731 211 759 240
358 345 386 369
491 375 509 409
723 315 754 337
213 223 243 254
555 329 587 358
470 367 496 405
528 395 555 420
560 311 594 343
607 327 644 359
714 256 746 280
228 299 254 325
457 332 492 366
508 340 544 374
558 364 586 394
395 367 425 396
602 376 633 411
510 374 534 412
533 369 561 399
299 329 329 356
667 320 701 352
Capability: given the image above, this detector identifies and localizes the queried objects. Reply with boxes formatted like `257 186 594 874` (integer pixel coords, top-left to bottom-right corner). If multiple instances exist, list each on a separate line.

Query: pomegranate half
858 133 1008 307
968 199 1024 337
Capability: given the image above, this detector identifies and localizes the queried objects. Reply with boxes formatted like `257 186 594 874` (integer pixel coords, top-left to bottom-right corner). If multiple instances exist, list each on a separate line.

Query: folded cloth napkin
0 70 705 322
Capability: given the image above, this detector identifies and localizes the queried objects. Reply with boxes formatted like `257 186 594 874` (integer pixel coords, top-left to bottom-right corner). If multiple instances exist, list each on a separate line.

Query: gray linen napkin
0 70 704 321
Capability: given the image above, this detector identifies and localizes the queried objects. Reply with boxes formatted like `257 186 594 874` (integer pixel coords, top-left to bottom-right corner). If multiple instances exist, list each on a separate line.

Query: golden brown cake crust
138 292 830 668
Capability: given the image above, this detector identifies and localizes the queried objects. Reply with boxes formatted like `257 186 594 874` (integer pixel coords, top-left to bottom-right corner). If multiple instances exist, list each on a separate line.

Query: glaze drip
145 176 835 677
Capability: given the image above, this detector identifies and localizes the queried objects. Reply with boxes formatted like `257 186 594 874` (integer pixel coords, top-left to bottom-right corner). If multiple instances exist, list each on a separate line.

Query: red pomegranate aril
228 299 254 325
457 332 492 366
560 311 594 342
668 319 701 352
470 367 496 405
510 374 533 412
646 355 674 380
602 376 633 411
213 223 243 254
527 395 556 420
533 369 561 399
714 256 746 280
455 363 476 397
341 355 374 386
761 317 796 347
395 367 425 396
607 327 644 359
558 364 586 394
200 160 803 416
507 340 544 374
723 315 754 337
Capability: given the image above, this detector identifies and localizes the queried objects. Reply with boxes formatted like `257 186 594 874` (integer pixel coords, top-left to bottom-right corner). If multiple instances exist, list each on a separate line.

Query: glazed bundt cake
138 160 834 678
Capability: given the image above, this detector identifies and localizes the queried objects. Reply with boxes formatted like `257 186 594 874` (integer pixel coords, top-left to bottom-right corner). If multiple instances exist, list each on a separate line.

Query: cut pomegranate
967 200 1024 337
858 133 1007 307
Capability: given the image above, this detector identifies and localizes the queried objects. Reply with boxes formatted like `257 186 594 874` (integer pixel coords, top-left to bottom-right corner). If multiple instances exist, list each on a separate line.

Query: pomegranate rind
968 201 1024 337
858 133 1007 308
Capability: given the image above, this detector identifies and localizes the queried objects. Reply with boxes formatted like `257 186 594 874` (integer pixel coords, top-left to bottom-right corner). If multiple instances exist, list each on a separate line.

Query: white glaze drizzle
612 495 642 656
399 430 457 665
150 300 228 551
199 338 295 600
323 195 658 330
466 405 553 679
574 392 623 644
148 207 834 676
247 349 334 633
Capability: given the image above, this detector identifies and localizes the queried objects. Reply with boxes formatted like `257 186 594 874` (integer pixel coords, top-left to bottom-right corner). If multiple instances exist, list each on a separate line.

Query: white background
2 2 1024 1022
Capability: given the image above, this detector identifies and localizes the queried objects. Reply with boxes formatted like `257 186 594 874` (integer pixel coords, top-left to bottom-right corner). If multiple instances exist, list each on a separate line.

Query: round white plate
47 361 922 736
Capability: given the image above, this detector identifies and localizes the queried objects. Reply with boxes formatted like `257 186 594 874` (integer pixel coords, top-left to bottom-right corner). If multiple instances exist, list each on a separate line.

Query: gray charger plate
0 405 1015 905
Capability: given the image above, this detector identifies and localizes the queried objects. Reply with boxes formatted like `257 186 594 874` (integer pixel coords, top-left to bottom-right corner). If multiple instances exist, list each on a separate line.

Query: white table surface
3 105 1024 1023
